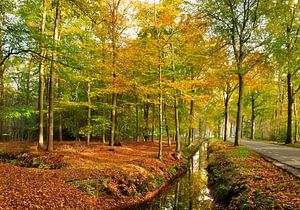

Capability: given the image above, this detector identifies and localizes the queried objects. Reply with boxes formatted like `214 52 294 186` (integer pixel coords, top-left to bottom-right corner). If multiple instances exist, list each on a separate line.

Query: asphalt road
228 138 300 176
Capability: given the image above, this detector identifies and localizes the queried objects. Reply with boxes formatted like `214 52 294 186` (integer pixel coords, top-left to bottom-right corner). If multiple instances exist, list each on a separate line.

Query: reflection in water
134 142 213 210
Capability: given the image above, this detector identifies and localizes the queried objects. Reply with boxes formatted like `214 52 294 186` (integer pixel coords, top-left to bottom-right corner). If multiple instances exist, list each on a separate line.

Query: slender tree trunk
277 82 284 140
25 57 33 140
110 92 117 146
110 0 118 146
58 75 63 142
0 10 5 141
164 102 170 146
174 96 181 159
188 70 195 145
171 43 180 159
294 98 298 143
87 80 91 145
0 67 3 141
143 99 149 141
102 95 107 144
224 96 229 141
188 99 194 145
26 58 32 106
198 120 202 142
151 103 155 142
136 97 139 142
286 73 293 144
250 93 256 140
158 65 163 160
234 73 244 146
47 0 61 151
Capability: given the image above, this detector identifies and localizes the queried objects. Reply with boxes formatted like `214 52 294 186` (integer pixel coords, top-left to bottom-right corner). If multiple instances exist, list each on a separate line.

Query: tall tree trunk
110 92 117 146
136 97 139 142
250 93 256 140
171 43 180 159
47 0 61 151
158 65 163 160
234 73 244 146
110 0 118 146
294 98 298 143
0 67 3 141
151 103 155 142
143 99 149 141
164 102 170 146
188 99 194 145
224 96 229 141
188 70 195 145
58 75 63 142
277 81 284 140
25 57 33 140
286 72 293 144
86 80 91 145
102 95 107 144
174 95 181 159
38 4 47 149
0 9 5 141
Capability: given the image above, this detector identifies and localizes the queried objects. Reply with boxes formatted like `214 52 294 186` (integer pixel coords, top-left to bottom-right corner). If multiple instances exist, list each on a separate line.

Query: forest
0 0 299 153
0 0 299 209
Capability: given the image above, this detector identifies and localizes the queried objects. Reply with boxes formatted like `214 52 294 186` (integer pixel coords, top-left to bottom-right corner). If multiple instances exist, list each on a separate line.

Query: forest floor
0 140 183 209
208 140 300 209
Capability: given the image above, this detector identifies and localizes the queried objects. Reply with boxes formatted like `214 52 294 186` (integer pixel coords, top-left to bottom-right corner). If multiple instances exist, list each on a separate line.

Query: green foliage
226 147 250 158
167 166 177 175
155 177 165 188
68 178 111 197
0 106 34 120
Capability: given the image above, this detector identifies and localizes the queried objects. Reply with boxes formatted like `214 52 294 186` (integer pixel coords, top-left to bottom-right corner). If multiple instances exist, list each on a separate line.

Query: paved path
228 138 300 177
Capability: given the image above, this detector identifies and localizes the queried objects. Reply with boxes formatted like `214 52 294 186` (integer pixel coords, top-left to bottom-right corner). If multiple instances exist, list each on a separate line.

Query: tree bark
136 96 139 142
224 96 229 142
188 99 194 145
110 92 117 146
143 99 150 141
164 102 171 146
87 80 91 145
58 75 63 142
47 0 61 151
0 9 5 141
294 98 298 143
151 103 155 142
174 95 181 159
158 65 163 160
102 95 108 144
109 0 118 147
250 92 256 140
286 72 293 144
171 43 180 159
38 5 47 149
234 73 244 146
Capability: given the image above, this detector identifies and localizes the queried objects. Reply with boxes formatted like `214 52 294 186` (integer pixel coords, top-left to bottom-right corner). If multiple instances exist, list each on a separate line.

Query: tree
268 0 300 144
203 0 266 146
47 0 62 151
38 0 48 149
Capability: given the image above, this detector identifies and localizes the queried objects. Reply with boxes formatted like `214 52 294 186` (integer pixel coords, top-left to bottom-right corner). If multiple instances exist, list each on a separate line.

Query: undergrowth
208 140 300 209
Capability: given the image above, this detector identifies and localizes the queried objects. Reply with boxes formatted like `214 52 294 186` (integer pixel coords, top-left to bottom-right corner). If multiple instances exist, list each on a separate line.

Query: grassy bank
208 140 300 209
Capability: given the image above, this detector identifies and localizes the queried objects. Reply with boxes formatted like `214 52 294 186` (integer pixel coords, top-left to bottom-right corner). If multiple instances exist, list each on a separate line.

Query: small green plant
155 177 165 188
227 147 250 158
167 166 177 175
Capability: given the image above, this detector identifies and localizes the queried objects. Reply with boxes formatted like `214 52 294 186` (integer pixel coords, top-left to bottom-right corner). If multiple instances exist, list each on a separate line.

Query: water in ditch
133 142 213 209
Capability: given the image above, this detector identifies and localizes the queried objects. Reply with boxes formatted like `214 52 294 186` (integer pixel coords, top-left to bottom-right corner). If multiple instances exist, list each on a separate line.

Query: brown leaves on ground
209 141 300 209
0 140 180 209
